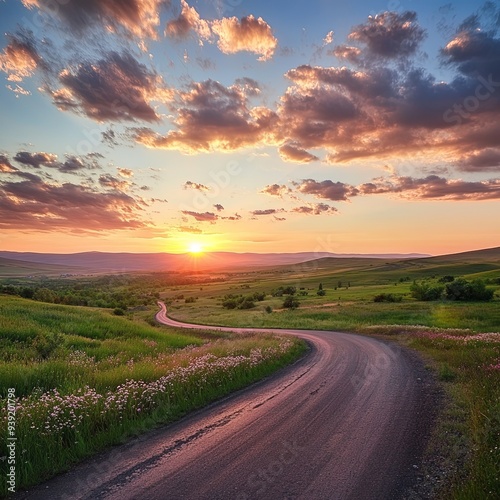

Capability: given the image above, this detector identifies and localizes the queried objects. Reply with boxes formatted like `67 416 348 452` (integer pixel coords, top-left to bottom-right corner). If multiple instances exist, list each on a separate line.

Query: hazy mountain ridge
1 247 498 276
0 250 430 274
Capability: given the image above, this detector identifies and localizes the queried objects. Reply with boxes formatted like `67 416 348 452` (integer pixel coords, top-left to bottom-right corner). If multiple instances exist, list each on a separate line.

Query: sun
188 242 203 254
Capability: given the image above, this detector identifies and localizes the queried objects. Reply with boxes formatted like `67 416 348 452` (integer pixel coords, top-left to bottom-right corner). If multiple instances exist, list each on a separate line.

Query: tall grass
407 331 500 499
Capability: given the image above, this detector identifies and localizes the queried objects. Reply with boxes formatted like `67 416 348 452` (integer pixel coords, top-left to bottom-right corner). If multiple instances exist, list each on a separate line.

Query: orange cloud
132 79 278 152
211 15 277 61
165 0 211 41
22 0 165 40
0 34 40 88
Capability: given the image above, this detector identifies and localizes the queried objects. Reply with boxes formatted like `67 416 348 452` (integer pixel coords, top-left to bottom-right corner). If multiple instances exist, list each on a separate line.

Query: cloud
118 168 134 178
0 32 40 85
12 151 101 174
295 179 359 201
47 51 166 122
358 175 500 200
14 151 58 168
184 180 209 191
164 3 276 60
278 143 319 163
22 0 166 40
98 174 132 191
213 203 224 211
165 0 211 40
102 129 119 147
0 155 18 173
260 184 292 197
330 45 362 62
458 148 500 171
251 208 284 216
0 176 148 232
132 79 277 152
211 15 277 61
292 203 338 215
222 213 241 220
181 210 218 221
348 11 426 59
177 225 202 233
441 28 500 80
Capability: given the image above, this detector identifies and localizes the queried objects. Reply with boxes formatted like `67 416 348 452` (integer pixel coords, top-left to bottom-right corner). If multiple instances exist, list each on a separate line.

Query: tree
445 278 493 301
317 282 326 296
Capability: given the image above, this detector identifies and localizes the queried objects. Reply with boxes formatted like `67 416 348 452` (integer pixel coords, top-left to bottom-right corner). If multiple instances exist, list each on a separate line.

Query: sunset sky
1 0 499 255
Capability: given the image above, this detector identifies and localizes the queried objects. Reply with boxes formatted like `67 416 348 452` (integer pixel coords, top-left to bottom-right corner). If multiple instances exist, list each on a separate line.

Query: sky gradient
1 0 499 255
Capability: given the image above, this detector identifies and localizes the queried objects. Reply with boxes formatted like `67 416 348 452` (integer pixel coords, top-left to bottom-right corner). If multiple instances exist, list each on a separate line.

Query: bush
283 296 300 310
184 297 196 303
222 294 255 310
113 307 125 316
373 293 402 303
317 289 326 296
445 278 494 301
410 281 444 301
265 305 273 313
272 286 296 297
438 275 455 283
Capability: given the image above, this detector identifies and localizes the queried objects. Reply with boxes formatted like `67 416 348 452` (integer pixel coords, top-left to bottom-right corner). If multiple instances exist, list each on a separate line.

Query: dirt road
18 302 434 499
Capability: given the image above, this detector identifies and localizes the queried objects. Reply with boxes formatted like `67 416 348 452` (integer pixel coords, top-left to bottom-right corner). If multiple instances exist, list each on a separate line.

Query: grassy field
0 296 306 496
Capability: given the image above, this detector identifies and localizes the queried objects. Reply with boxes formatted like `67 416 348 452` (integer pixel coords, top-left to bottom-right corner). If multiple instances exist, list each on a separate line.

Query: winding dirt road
18 302 435 500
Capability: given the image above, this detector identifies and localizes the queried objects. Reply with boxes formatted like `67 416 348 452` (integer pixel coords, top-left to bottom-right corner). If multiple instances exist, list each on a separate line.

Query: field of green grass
0 297 305 496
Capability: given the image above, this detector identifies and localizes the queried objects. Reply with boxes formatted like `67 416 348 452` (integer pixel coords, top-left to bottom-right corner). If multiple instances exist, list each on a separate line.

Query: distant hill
294 246 500 285
0 250 429 275
0 256 82 277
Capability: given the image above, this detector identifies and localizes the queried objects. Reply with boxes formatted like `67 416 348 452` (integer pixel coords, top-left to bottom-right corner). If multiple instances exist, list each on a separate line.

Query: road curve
18 302 434 500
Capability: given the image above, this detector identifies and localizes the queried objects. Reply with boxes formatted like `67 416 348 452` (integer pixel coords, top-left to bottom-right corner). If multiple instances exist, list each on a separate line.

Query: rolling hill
0 250 429 275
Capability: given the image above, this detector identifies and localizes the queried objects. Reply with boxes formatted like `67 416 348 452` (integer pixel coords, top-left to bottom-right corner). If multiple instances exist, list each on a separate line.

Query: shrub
184 297 196 303
410 281 444 301
445 278 494 301
113 307 125 316
283 296 300 310
438 275 455 283
222 294 255 310
264 305 273 313
272 286 296 297
373 293 402 303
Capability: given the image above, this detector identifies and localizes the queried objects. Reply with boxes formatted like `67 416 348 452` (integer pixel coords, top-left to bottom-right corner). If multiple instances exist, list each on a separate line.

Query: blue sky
0 0 499 255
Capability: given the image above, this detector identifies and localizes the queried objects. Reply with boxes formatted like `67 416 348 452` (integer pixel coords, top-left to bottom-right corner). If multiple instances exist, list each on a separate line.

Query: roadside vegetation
0 296 305 496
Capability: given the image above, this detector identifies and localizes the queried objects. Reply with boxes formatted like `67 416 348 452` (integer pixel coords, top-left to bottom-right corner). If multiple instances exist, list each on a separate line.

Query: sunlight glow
188 242 203 254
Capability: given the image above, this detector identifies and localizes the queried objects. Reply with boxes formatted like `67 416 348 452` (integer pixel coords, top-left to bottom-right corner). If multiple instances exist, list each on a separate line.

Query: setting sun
188 242 203 254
